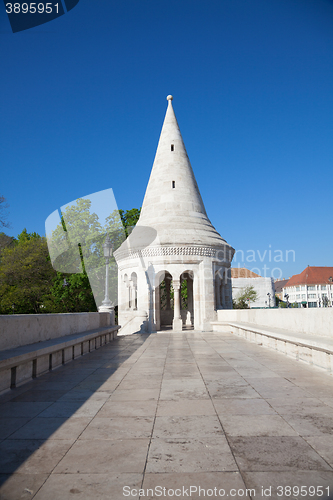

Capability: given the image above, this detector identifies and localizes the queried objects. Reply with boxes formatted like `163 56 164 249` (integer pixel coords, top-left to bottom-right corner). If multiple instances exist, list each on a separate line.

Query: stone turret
139 95 226 248
114 96 234 335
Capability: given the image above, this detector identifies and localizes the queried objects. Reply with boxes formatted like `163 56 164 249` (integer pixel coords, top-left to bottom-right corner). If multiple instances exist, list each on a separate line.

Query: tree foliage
0 230 56 314
233 285 258 309
0 232 14 254
119 208 141 237
0 195 10 229
0 207 141 314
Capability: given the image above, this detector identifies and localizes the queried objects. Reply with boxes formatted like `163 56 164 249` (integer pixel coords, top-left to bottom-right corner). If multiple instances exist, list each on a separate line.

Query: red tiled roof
231 267 261 278
285 266 333 287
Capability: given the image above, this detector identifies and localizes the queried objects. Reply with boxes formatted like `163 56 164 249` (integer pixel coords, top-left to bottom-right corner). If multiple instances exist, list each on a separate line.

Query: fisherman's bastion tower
114 96 234 335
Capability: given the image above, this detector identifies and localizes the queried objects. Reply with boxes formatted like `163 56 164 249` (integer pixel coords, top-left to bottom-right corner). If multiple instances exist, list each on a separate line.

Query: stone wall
0 312 112 351
217 308 333 338
231 277 275 308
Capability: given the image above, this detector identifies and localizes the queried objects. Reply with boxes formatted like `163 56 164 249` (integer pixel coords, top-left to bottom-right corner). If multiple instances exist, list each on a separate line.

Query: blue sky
1 0 332 279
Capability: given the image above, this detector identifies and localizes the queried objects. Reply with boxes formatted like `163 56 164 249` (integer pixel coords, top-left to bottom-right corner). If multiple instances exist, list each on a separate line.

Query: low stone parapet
211 320 333 374
216 308 333 338
0 312 112 351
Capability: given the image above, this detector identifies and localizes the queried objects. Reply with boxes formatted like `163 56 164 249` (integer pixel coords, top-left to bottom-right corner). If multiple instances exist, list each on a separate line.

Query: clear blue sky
1 0 332 279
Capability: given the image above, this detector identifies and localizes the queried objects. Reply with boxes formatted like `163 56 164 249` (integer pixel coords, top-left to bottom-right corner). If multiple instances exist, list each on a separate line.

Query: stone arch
156 270 173 330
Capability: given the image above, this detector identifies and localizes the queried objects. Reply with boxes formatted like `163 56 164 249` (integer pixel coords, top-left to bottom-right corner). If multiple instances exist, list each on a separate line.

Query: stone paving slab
0 331 333 499
33 473 143 500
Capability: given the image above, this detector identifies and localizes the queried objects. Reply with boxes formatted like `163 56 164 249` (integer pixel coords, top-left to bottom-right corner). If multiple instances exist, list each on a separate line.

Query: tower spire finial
166 95 173 101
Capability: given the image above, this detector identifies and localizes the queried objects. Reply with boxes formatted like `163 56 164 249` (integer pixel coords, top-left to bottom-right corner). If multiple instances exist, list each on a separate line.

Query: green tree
0 195 10 229
181 279 188 309
0 230 56 314
0 232 14 255
119 208 141 236
44 272 97 313
233 285 258 309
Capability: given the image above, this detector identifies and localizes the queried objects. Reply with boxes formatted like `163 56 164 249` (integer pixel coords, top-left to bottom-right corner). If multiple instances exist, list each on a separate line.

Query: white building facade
282 266 333 308
114 96 235 335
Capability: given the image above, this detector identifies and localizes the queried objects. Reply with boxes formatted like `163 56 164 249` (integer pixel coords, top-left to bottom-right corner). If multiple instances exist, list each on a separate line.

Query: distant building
283 266 333 307
231 267 275 308
274 279 289 301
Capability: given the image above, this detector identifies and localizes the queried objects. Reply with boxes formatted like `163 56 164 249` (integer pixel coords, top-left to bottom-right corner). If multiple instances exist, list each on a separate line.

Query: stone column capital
173 280 181 290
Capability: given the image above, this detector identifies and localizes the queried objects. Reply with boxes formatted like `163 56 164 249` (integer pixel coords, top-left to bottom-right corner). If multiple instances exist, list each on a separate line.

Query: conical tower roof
137 95 229 248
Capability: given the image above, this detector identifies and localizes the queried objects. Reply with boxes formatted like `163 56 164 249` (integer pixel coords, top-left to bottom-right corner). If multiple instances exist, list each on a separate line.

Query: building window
171 144 174 151
308 294 316 299
296 286 300 292
172 181 175 188
296 294 300 299
321 285 326 290
308 302 317 308
308 286 315 291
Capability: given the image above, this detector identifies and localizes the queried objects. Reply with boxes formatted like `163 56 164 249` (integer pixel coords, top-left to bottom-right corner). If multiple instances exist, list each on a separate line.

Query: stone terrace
0 331 333 499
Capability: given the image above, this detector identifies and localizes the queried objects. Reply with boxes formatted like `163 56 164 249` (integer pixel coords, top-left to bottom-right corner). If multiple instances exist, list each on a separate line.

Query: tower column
155 285 161 331
128 279 134 309
172 280 182 331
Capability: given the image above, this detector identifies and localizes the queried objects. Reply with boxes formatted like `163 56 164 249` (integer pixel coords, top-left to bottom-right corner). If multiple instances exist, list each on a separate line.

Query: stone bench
0 325 120 393
211 320 333 374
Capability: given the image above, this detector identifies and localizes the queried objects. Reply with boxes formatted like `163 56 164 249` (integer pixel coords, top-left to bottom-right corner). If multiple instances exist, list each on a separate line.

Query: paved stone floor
0 331 333 500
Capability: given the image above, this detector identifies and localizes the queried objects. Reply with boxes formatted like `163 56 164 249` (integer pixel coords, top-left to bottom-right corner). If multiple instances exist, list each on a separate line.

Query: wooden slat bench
0 325 120 393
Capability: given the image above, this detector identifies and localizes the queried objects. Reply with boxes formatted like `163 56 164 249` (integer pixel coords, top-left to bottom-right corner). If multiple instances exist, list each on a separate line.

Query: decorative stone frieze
115 245 229 261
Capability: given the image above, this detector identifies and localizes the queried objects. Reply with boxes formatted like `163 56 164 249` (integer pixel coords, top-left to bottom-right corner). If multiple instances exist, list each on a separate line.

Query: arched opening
215 268 227 309
153 270 195 331
159 271 173 330
180 271 194 329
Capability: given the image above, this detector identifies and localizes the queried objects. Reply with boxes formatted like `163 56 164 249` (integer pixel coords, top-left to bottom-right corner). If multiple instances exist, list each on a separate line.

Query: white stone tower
114 96 234 335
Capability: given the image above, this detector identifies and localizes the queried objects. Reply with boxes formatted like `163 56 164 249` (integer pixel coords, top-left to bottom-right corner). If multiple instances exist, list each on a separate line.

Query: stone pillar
128 280 137 310
125 283 130 310
187 277 193 326
128 280 133 309
200 259 215 331
172 280 183 331
215 276 220 310
148 285 154 332
193 271 201 330
221 280 225 309
134 285 137 310
155 285 161 331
